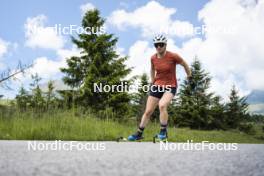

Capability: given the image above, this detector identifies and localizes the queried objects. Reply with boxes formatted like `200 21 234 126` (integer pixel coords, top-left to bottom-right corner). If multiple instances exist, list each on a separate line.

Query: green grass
0 99 13 106
0 110 264 143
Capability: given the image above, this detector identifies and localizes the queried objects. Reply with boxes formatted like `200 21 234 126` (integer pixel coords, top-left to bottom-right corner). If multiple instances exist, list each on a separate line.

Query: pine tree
46 80 55 110
16 86 30 111
176 58 214 129
210 96 226 129
61 9 131 117
225 85 248 128
30 73 45 110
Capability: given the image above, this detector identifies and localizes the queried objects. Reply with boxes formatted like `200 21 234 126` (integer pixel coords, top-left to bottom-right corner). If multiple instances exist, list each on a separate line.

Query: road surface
0 140 263 176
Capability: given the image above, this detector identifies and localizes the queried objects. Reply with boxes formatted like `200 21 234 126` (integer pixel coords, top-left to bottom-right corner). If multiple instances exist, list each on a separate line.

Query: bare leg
139 96 159 128
159 92 174 125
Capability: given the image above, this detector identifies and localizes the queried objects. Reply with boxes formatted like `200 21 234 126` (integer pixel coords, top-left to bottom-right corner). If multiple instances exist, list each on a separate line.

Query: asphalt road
0 140 263 176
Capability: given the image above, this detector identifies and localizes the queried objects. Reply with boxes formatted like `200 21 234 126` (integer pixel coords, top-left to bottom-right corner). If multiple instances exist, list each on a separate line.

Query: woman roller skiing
127 34 192 142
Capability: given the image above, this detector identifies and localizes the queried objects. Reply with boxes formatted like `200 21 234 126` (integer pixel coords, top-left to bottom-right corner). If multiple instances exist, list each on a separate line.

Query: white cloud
7 0 263 101
178 38 203 62
108 1 194 38
111 0 264 100
56 46 82 60
39 79 71 91
24 15 64 50
80 2 96 15
249 103 264 114
125 34 256 101
245 69 264 90
115 47 126 57
0 38 10 70
31 46 82 79
193 0 264 95
127 40 155 77
16 46 82 85
0 63 4 70
29 57 65 79
148 0 264 100
0 38 9 58
210 74 250 100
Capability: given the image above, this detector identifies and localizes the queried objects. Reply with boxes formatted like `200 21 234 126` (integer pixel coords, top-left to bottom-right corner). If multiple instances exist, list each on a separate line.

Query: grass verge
0 110 263 143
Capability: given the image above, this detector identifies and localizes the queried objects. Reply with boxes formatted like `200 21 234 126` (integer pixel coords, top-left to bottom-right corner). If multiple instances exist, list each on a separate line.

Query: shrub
239 123 256 135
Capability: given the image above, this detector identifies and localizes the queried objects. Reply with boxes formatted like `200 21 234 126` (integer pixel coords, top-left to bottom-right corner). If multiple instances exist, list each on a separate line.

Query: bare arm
180 60 192 78
174 53 192 78
150 61 155 83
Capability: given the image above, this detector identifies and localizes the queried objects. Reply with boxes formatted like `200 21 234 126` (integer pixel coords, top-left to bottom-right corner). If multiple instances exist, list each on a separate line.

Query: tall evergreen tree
16 86 30 111
210 96 226 129
176 58 214 129
225 85 249 128
61 9 131 117
45 80 55 110
30 73 45 110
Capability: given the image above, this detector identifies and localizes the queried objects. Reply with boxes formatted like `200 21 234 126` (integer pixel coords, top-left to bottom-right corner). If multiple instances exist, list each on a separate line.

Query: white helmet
153 34 167 44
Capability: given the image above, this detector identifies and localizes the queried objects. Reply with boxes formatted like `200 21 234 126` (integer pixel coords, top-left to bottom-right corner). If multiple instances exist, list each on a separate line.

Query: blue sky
1 0 264 99
0 0 206 65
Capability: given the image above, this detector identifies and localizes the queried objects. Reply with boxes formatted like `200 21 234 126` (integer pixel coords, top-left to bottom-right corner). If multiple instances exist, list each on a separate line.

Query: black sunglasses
154 43 165 48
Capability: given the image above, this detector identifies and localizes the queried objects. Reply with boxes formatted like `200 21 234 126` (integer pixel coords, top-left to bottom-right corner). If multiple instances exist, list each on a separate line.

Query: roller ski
117 127 144 142
153 130 168 143
116 135 144 142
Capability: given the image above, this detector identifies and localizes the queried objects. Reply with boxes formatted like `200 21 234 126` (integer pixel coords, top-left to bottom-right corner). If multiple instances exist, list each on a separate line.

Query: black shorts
149 85 177 99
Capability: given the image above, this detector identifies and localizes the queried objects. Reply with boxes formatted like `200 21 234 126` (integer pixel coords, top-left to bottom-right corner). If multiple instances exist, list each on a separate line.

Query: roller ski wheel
116 136 128 142
116 135 143 142
153 134 168 143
